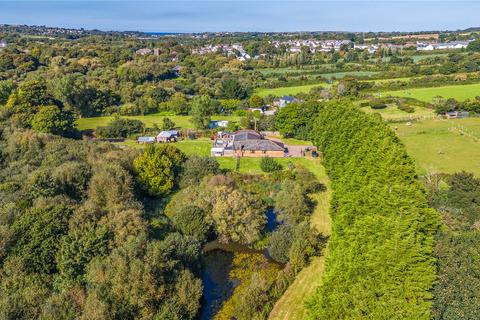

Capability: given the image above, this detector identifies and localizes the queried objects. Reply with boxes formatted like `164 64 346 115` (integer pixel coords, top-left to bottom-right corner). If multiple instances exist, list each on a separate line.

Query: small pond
199 209 281 319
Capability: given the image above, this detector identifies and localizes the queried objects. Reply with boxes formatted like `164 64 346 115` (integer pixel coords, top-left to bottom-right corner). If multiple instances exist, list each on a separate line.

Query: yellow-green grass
392 118 480 175
362 105 435 120
269 177 331 320
379 82 480 102
76 114 241 131
256 83 329 97
217 157 326 178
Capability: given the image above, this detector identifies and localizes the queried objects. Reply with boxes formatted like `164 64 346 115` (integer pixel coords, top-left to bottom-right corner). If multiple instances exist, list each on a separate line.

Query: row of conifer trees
307 102 441 319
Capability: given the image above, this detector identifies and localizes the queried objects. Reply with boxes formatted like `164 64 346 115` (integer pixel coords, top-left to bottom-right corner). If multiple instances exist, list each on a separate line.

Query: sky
1 1 480 33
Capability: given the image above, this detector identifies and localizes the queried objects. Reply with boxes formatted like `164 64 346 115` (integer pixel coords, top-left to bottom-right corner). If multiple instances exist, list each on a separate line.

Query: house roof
233 130 262 141
281 96 295 102
138 137 156 142
233 139 285 152
157 130 178 138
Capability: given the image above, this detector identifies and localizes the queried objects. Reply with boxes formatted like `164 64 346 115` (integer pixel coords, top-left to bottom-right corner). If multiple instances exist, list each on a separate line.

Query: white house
0 40 6 48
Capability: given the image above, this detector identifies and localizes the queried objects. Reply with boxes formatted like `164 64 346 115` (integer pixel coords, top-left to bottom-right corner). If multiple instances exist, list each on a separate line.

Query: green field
380 82 480 102
381 53 448 63
256 83 329 97
76 114 241 130
392 118 480 175
362 104 435 120
316 71 378 79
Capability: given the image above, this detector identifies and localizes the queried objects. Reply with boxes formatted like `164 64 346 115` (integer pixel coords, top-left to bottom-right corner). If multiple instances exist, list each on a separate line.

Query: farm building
157 130 179 143
445 111 469 119
138 136 156 144
210 129 285 157
209 120 229 129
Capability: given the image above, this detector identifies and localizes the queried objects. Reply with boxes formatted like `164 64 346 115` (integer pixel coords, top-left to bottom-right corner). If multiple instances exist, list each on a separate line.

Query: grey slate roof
233 130 262 141
233 139 285 152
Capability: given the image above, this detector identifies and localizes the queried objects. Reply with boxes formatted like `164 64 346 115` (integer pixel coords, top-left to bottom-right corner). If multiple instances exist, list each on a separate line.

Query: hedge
306 102 440 319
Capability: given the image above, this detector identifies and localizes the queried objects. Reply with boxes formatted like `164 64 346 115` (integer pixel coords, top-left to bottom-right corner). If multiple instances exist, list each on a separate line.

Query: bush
133 144 186 196
179 155 220 188
96 117 144 138
397 104 415 113
172 206 211 242
161 117 176 130
267 226 293 263
31 105 76 137
260 157 283 173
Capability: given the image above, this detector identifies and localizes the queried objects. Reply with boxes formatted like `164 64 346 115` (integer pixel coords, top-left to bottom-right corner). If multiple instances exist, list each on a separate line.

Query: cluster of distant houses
211 130 286 157
191 44 254 61
135 47 179 62
272 39 351 53
416 40 473 51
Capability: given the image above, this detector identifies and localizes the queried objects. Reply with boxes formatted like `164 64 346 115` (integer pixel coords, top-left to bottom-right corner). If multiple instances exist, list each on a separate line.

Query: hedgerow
306 102 440 319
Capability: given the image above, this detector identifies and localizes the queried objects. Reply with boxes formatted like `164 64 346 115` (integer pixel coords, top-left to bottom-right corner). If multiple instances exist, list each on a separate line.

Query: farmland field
76 114 241 130
256 83 329 97
379 82 480 102
362 105 435 120
392 118 480 175
316 70 378 79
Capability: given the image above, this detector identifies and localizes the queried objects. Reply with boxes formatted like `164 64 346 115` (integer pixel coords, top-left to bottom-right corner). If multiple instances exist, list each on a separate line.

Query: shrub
31 105 76 137
96 117 144 138
179 155 220 188
260 157 282 173
267 225 293 263
397 104 415 113
161 117 176 130
172 206 211 242
133 144 186 196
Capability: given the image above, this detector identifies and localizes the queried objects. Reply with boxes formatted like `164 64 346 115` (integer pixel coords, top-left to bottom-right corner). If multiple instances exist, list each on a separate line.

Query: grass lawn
392 118 480 175
76 114 241 131
269 177 331 320
362 105 435 121
379 82 480 102
256 83 329 97
119 138 327 178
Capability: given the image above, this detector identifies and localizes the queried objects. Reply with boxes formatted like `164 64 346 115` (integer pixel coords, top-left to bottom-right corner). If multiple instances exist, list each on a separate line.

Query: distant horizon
1 1 480 33
4 24 480 36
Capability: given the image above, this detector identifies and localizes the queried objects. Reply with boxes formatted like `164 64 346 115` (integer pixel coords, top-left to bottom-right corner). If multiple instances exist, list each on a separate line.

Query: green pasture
256 83 329 97
317 71 378 79
379 82 480 102
76 114 241 131
392 118 480 175
381 53 448 63
362 104 435 120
